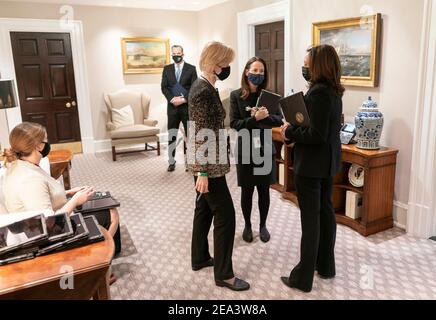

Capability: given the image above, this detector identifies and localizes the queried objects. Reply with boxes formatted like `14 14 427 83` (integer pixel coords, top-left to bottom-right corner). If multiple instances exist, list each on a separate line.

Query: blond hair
4 122 47 165
199 41 235 73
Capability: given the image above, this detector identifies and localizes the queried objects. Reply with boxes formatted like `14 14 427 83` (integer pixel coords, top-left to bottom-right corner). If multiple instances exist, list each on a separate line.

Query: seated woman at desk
2 122 121 258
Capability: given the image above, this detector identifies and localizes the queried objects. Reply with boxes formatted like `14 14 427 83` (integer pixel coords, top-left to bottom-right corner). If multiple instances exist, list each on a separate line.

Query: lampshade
0 79 18 110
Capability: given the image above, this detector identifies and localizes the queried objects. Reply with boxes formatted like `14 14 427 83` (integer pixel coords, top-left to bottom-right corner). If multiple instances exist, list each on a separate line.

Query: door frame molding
407 0 436 238
237 0 293 94
0 18 94 153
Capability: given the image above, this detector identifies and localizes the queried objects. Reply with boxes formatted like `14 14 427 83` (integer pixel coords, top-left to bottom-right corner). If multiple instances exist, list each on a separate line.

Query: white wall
0 0 426 228
292 0 424 228
197 0 425 227
0 1 199 144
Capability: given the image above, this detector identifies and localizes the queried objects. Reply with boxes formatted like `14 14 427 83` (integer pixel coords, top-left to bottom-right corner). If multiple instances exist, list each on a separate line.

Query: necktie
176 65 181 83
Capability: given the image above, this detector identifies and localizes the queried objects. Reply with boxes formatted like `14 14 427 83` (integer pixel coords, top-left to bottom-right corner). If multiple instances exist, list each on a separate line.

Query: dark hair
171 45 184 53
307 45 345 97
240 57 269 100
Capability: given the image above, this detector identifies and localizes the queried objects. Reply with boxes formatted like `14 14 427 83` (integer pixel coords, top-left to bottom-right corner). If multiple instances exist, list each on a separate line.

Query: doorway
255 21 285 96
10 31 82 153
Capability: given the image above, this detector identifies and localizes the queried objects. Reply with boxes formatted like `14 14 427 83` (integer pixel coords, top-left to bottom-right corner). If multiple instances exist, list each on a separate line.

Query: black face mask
39 142 51 158
216 66 231 81
302 66 311 82
172 55 183 64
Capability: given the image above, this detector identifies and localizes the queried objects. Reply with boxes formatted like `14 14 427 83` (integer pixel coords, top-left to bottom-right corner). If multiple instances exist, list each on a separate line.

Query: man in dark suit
161 45 198 172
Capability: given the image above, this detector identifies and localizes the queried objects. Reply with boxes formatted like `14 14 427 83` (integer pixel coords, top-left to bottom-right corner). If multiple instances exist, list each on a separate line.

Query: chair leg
157 141 161 156
184 141 187 155
112 146 117 162
145 143 148 151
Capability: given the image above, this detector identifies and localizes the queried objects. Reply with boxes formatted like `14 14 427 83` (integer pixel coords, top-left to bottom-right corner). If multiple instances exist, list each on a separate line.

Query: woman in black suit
230 57 283 244
280 45 344 293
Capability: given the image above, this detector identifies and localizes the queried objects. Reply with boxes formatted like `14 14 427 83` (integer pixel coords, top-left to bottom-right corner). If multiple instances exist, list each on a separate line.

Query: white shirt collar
175 61 184 70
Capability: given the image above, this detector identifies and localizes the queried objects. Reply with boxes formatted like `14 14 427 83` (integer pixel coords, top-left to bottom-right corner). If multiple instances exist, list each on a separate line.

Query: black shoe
318 273 335 280
260 226 270 243
192 258 214 271
315 266 335 279
242 227 253 243
168 164 176 172
280 277 312 293
215 278 250 292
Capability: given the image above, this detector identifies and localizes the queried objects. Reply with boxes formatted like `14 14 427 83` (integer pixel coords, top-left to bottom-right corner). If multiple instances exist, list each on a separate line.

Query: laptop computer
37 213 89 256
0 214 48 258
0 251 35 266
45 212 74 243
74 192 120 214
40 215 104 256
279 91 310 127
54 215 104 252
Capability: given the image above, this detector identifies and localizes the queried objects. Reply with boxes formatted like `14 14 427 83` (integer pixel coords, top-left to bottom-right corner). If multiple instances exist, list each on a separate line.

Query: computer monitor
45 212 74 243
37 213 89 256
0 214 48 257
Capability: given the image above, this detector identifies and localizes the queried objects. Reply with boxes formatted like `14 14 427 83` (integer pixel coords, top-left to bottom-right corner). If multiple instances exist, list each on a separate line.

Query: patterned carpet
70 145 436 300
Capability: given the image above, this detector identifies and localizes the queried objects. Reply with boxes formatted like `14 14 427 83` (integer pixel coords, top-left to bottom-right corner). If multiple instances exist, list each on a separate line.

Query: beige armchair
104 90 160 161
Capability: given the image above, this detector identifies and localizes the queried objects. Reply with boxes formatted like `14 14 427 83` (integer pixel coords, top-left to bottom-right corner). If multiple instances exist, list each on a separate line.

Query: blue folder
171 83 188 97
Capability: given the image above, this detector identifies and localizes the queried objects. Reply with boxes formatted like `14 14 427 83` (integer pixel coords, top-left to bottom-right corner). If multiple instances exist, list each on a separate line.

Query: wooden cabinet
272 128 399 237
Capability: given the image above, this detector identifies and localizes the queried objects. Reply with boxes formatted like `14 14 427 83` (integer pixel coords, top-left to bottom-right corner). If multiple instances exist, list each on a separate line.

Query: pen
197 193 203 202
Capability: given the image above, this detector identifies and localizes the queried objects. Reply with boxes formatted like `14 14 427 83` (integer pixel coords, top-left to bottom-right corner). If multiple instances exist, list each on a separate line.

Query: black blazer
230 89 283 154
285 83 343 178
230 89 283 186
161 62 198 115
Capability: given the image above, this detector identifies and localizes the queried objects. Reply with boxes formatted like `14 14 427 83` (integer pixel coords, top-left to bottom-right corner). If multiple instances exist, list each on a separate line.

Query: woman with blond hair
188 41 250 291
3 122 121 258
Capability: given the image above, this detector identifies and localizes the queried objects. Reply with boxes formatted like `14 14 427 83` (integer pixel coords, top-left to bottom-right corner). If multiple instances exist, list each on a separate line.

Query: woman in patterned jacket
187 41 250 292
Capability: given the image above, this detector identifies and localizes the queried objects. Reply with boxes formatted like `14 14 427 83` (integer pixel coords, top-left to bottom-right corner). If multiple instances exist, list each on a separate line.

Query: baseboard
393 201 408 230
94 139 112 153
89 140 411 232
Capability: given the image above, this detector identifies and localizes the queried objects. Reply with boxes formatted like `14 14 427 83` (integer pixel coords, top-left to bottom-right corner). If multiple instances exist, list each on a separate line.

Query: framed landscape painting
121 37 170 74
312 14 382 87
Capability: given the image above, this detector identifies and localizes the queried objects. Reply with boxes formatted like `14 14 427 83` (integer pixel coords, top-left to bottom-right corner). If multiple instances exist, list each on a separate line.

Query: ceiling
2 0 231 11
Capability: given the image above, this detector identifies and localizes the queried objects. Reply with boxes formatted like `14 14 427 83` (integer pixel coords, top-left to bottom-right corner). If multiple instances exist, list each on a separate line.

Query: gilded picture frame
121 37 170 74
312 14 382 87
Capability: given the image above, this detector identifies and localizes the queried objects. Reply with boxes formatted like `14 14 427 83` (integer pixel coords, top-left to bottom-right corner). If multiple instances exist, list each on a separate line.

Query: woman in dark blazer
230 57 283 243
280 45 344 293
188 41 250 292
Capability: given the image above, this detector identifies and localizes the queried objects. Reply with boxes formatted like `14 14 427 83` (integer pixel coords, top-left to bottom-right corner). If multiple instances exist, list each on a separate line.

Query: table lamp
0 79 18 159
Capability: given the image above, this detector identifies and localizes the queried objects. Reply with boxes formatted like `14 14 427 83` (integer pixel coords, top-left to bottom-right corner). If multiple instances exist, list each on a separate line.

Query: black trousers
168 106 188 165
241 185 270 229
289 175 336 292
192 176 235 281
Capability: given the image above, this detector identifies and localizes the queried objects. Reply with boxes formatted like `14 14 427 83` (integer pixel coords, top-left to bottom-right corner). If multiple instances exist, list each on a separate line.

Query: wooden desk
0 228 114 300
48 150 73 190
272 128 399 236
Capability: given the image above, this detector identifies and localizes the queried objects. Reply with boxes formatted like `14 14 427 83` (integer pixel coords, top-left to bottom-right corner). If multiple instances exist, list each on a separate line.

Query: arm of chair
144 119 158 127
106 122 116 131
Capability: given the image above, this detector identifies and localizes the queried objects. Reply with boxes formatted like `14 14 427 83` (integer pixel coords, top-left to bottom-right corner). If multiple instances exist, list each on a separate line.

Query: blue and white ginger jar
355 96 384 150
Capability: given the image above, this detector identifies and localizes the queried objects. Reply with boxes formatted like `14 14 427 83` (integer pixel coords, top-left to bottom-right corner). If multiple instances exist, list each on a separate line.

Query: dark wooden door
10 32 81 144
255 21 285 96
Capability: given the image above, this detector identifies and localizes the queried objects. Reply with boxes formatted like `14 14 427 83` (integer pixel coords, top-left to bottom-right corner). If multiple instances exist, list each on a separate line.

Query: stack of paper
346 191 363 219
